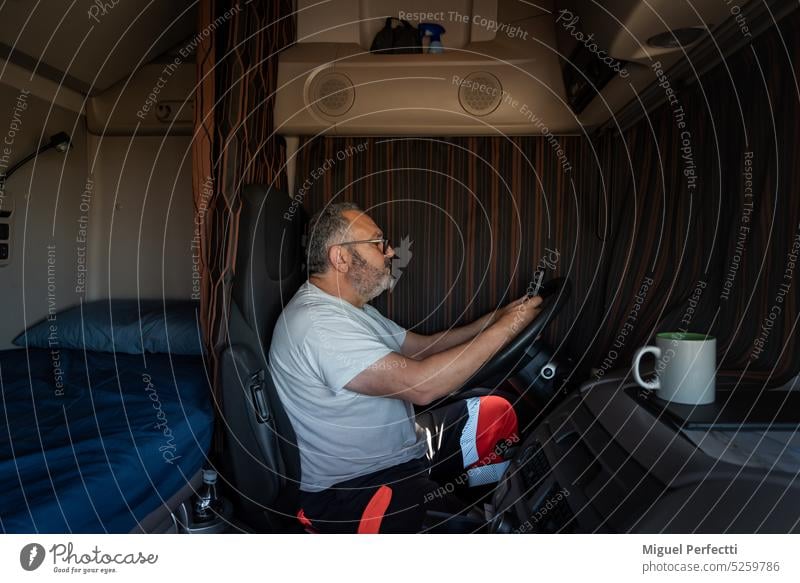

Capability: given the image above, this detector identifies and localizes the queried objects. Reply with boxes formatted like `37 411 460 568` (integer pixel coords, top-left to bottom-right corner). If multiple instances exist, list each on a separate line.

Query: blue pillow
13 300 205 355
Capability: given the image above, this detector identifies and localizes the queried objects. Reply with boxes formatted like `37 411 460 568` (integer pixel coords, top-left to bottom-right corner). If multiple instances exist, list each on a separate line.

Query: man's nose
385 243 395 258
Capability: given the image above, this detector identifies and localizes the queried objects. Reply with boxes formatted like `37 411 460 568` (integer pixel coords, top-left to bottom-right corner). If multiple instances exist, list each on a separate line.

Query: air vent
519 440 552 489
308 72 355 117
529 482 576 533
0 213 10 266
458 72 503 117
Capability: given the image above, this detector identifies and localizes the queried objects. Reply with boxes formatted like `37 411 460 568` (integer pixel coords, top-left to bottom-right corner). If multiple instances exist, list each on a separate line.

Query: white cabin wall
0 84 88 349
85 134 195 302
82 56 197 303
0 54 197 348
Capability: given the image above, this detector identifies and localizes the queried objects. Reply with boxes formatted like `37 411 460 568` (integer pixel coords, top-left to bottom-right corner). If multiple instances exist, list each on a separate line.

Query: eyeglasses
334 237 391 255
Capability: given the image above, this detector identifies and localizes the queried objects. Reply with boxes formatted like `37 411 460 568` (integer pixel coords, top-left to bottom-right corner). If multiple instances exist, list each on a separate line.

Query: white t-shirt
269 281 427 492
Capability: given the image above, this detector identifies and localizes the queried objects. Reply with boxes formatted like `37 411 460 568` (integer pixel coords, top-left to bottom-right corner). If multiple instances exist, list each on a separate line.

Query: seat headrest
233 185 306 344
241 185 305 279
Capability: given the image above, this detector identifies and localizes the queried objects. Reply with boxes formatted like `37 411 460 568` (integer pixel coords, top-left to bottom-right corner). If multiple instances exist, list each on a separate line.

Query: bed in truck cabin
0 300 213 533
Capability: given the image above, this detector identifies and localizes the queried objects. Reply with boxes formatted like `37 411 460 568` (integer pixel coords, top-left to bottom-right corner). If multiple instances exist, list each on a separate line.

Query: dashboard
490 370 800 533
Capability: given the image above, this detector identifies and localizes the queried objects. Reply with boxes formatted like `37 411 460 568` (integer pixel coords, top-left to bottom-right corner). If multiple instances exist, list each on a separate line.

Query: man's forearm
413 311 497 358
408 317 515 405
345 297 542 404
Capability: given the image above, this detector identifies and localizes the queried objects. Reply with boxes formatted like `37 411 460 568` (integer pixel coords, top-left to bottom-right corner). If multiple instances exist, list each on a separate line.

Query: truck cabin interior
0 0 798 535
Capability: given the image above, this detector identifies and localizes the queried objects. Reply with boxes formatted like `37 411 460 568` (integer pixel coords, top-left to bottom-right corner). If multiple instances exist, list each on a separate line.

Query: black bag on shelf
370 17 422 54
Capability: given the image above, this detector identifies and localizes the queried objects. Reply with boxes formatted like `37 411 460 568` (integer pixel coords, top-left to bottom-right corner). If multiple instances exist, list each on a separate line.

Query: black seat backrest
219 184 306 531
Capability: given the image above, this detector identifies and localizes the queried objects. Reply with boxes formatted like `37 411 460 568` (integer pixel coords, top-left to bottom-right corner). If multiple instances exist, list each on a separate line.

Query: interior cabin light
0 131 72 185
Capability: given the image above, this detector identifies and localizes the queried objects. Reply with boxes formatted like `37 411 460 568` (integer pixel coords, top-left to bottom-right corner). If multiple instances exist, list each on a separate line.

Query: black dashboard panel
490 371 800 533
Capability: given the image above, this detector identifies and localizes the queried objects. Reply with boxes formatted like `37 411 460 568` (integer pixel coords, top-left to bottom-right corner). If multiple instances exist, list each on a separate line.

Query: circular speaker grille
458 72 502 117
309 72 355 117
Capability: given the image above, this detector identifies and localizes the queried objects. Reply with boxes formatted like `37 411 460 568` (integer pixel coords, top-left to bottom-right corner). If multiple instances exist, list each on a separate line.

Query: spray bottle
419 23 446 54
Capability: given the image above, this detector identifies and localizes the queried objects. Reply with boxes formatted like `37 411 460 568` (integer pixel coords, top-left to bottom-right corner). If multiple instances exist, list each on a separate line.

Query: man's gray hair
306 201 363 275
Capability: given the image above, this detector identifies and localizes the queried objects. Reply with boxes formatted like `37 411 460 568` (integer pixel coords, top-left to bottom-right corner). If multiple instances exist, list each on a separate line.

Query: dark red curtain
192 0 295 450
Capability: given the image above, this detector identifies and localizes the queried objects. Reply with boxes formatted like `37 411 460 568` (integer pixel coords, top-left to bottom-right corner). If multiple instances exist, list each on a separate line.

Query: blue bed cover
0 348 213 533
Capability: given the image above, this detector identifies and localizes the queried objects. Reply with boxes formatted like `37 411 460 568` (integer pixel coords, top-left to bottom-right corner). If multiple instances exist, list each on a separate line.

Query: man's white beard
349 250 392 302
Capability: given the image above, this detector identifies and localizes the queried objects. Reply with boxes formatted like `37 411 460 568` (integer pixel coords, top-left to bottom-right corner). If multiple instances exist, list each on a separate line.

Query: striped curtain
191 0 295 444
295 135 596 345
296 10 800 385
597 11 800 385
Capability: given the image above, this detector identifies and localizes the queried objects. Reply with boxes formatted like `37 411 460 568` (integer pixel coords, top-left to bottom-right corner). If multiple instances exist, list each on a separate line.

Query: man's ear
328 245 349 273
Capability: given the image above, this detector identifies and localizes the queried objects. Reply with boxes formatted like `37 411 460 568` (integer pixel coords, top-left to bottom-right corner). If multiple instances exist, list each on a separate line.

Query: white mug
632 332 716 405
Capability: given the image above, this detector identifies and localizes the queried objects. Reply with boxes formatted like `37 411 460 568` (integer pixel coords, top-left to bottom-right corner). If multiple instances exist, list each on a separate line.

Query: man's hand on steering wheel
495 294 544 337
344 278 570 406
464 277 571 389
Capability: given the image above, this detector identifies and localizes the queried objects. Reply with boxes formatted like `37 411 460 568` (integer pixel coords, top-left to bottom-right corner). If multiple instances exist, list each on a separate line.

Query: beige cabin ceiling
0 0 197 95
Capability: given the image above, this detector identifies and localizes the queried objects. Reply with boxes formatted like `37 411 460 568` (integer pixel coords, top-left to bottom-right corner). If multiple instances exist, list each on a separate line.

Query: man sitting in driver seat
269 202 542 533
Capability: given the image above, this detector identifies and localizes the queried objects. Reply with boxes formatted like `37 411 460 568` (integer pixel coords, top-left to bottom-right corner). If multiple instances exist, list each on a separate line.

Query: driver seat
218 187 531 532
219 184 306 532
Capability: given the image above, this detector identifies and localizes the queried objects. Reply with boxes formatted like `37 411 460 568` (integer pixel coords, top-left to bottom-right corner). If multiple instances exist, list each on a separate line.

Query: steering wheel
463 277 572 389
